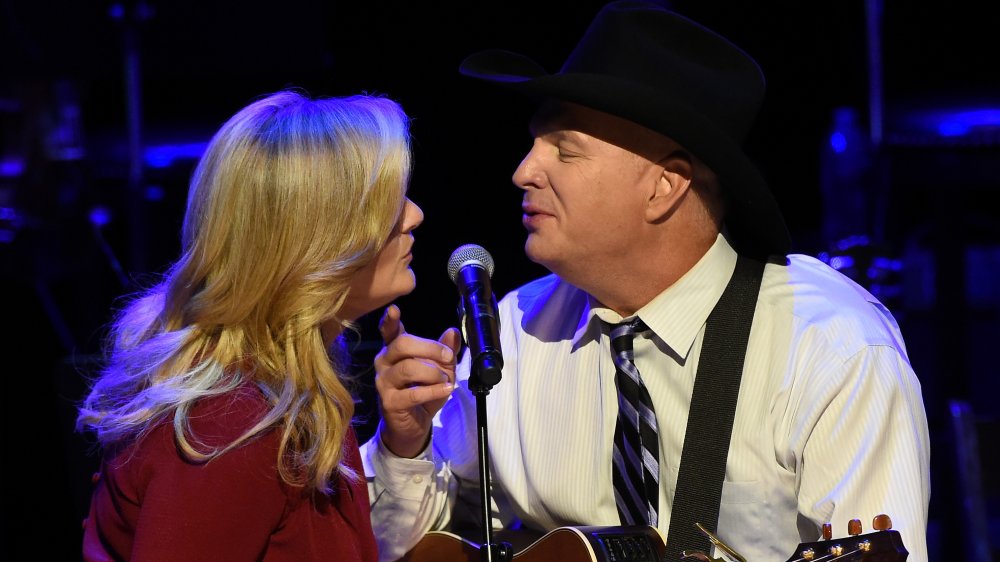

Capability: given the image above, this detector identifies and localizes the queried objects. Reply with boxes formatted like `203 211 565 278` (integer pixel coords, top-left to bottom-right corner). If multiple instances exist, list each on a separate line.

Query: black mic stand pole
110 0 153 276
467 352 511 562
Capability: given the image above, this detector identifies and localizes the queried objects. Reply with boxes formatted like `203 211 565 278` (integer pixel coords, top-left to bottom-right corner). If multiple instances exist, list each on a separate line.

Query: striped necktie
607 317 659 527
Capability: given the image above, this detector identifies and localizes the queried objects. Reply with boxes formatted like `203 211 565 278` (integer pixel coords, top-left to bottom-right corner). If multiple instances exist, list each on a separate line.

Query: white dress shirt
363 234 930 562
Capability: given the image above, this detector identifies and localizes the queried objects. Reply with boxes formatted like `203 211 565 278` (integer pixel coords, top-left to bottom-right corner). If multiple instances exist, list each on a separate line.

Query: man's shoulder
767 253 906 350
497 274 591 337
779 253 884 309
499 273 582 306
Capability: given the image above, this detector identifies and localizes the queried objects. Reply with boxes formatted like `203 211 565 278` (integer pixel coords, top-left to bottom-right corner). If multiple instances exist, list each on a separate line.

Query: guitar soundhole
592 532 660 562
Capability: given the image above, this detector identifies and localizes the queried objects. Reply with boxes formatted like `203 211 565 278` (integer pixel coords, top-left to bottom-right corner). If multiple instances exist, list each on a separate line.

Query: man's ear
646 151 693 223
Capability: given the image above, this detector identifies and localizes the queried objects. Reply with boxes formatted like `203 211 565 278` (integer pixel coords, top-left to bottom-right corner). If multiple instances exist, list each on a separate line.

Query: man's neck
581 233 719 317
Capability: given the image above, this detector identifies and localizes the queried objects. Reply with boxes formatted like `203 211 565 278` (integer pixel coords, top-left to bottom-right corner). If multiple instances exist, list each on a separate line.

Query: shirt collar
573 233 737 359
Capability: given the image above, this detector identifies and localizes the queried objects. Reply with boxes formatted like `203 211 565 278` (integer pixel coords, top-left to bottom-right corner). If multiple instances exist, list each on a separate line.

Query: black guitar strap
663 254 766 561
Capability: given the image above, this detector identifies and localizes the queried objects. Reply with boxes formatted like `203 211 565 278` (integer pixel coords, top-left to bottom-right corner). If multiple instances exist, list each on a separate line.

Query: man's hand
374 305 462 459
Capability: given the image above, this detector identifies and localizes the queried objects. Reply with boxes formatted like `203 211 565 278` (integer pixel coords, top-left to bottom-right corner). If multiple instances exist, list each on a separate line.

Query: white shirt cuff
363 424 440 501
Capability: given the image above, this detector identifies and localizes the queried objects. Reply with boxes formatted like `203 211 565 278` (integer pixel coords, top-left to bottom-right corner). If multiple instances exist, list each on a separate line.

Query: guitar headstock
681 514 908 562
784 514 908 562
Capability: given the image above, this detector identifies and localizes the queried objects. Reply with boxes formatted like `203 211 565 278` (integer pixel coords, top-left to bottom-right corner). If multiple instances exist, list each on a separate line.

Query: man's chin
523 238 544 265
524 239 560 275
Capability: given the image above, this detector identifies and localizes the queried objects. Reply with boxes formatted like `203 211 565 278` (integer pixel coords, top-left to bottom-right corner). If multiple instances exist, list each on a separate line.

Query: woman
77 90 434 561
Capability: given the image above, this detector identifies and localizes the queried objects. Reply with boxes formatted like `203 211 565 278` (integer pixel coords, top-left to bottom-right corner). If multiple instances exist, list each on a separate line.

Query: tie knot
607 318 648 353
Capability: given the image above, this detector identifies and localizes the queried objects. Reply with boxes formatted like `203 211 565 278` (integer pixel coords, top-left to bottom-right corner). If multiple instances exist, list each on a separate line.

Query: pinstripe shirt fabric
363 234 930 562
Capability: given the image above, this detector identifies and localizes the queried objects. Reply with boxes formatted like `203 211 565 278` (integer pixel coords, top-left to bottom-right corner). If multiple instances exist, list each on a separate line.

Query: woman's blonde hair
77 90 411 493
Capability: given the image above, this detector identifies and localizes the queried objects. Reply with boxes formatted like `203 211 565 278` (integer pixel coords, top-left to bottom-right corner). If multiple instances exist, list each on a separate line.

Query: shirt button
412 475 424 484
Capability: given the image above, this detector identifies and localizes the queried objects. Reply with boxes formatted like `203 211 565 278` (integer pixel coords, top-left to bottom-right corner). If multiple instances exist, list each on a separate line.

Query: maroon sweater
82 385 378 561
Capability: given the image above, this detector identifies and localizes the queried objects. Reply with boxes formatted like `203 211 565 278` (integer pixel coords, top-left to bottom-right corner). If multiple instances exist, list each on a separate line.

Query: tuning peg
848 518 862 536
822 522 832 540
872 513 893 531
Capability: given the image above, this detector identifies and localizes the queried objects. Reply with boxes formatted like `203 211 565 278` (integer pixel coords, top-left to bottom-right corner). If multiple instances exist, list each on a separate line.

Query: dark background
2 1 998 559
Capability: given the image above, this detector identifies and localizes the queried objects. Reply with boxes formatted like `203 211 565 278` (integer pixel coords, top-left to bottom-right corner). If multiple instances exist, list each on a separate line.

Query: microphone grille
447 244 495 283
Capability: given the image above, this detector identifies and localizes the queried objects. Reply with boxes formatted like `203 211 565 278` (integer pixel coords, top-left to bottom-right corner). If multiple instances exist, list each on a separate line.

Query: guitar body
398 531 479 562
399 525 666 562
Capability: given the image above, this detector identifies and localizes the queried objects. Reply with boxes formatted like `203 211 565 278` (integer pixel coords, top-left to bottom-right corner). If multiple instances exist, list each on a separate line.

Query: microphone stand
467 349 511 562
452 250 511 562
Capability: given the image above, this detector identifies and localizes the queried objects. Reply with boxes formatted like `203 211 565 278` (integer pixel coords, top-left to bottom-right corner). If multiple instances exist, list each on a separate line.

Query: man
362 2 930 561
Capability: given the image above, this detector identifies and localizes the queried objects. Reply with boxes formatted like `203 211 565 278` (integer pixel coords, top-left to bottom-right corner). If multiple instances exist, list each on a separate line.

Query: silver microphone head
447 244 495 283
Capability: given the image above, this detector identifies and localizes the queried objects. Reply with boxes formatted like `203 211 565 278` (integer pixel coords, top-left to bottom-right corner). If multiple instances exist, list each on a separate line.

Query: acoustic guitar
398 514 908 562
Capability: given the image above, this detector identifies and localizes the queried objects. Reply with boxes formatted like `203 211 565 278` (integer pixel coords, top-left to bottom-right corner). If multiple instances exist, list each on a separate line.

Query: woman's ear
645 150 693 223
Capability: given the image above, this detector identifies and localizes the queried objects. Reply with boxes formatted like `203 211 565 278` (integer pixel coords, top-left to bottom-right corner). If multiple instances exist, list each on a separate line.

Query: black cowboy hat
459 0 791 259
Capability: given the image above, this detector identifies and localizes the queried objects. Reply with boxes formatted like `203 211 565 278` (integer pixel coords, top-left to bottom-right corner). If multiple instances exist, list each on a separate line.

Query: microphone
447 244 503 390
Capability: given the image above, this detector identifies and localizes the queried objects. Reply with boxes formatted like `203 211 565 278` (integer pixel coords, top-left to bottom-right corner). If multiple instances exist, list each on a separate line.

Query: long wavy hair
77 90 411 494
